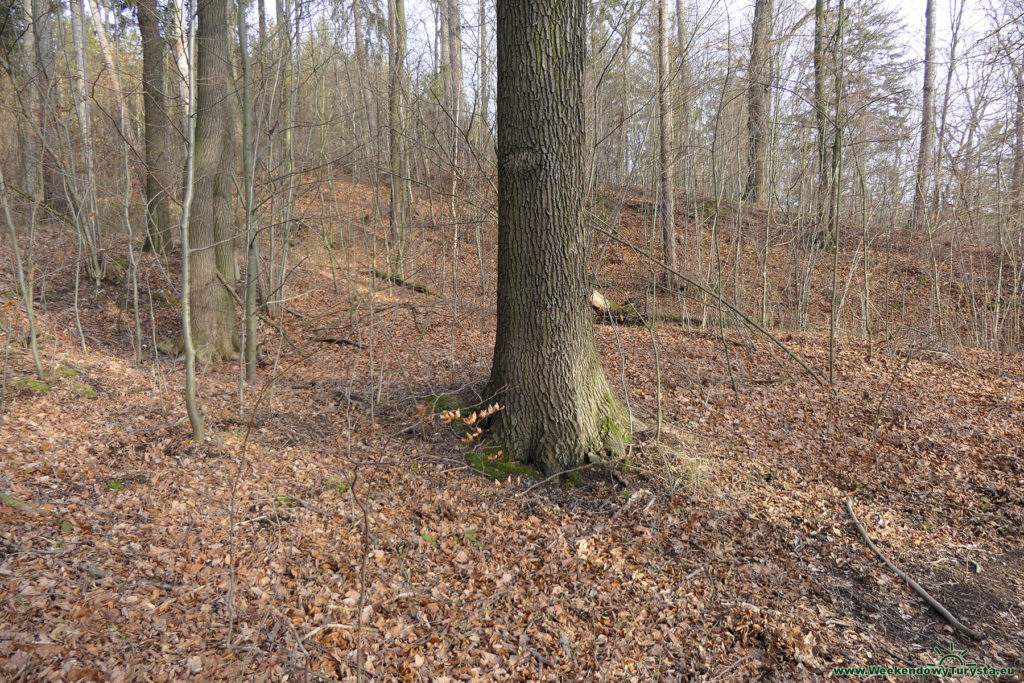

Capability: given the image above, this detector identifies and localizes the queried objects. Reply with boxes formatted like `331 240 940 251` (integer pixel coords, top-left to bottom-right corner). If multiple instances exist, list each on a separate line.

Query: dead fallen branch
845 496 980 640
0 492 53 517
312 337 364 349
368 269 432 295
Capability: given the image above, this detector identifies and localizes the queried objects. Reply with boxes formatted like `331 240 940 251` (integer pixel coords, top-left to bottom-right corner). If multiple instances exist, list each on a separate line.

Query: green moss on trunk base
467 445 536 480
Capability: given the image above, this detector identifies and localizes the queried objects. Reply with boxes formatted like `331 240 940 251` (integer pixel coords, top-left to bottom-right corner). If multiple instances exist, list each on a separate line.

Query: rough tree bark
138 0 175 254
912 0 936 225
160 0 239 363
744 0 773 204
487 0 628 476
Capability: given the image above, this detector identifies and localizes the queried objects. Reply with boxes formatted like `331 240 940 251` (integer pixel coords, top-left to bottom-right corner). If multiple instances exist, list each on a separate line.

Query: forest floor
1 180 1023 681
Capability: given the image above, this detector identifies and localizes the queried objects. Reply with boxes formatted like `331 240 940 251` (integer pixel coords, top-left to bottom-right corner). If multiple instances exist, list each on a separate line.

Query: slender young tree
237 0 257 380
138 0 175 254
70 0 105 283
813 0 828 226
487 0 627 475
446 0 463 165
912 0 936 224
676 0 689 171
478 0 489 151
658 0 677 279
353 0 377 143
1010 57 1024 219
388 0 410 269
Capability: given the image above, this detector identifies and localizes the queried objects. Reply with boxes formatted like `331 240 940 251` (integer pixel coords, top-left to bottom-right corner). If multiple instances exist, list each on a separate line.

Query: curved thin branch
845 496 981 640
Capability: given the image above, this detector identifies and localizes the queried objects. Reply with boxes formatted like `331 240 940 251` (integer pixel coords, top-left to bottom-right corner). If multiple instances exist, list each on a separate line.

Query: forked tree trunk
138 0 175 254
487 0 627 476
161 0 239 363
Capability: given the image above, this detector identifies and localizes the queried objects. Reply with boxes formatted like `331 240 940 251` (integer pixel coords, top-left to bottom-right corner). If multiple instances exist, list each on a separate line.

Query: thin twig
350 469 371 683
710 655 751 681
845 496 980 640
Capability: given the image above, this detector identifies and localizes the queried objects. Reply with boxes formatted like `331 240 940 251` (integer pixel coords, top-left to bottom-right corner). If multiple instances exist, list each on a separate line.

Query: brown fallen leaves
0 188 1021 681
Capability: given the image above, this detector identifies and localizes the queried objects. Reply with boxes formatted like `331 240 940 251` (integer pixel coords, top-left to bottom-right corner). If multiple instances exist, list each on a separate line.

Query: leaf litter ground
1 184 1022 681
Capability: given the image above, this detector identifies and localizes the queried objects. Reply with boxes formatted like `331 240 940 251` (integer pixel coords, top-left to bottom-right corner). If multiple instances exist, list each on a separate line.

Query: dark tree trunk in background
912 0 936 225
744 0 773 204
487 0 628 476
138 0 175 254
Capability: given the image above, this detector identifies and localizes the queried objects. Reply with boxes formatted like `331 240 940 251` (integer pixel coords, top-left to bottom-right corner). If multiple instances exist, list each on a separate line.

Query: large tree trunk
487 0 627 476
912 0 936 224
658 0 677 277
138 0 175 254
163 0 239 363
744 0 773 204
